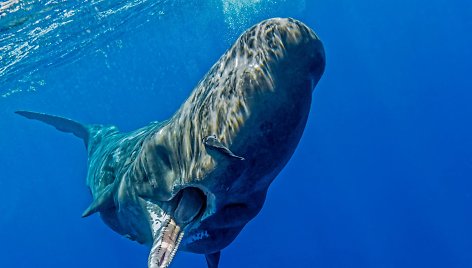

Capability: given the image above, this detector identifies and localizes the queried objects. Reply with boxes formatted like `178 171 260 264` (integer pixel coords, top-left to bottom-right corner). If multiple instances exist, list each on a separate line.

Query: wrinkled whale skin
17 18 325 267
173 17 325 253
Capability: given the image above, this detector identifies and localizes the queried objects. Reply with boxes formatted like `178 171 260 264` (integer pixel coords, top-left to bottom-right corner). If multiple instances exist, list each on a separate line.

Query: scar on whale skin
16 17 325 268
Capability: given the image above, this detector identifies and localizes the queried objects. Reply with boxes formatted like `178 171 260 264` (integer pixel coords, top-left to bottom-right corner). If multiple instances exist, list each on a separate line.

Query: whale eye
259 121 273 135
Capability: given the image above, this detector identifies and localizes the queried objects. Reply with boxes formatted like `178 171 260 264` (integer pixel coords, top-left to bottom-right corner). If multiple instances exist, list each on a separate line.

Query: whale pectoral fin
82 183 115 217
203 135 245 161
149 217 184 268
205 251 221 268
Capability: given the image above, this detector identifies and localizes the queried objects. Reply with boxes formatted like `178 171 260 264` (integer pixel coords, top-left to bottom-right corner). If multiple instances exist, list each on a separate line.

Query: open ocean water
1 0 472 267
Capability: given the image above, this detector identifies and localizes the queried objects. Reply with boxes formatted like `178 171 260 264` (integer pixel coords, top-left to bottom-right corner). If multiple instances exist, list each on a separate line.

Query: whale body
17 18 325 268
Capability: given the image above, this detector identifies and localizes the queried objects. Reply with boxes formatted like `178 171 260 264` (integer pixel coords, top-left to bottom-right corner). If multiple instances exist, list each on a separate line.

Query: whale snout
261 18 320 50
256 18 325 87
235 18 325 94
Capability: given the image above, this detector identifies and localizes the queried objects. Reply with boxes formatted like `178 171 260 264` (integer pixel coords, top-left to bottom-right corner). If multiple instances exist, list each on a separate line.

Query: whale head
128 18 326 258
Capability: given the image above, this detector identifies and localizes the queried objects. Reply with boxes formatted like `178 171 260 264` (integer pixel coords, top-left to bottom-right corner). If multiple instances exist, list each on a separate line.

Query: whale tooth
140 198 184 268
143 188 205 268
148 217 184 268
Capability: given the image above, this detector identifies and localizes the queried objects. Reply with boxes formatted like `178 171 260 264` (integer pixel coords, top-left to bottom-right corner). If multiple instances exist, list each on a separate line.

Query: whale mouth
144 187 207 268
172 187 207 226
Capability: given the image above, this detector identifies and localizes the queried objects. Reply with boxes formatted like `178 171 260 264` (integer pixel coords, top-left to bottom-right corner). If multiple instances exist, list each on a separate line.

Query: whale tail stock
15 110 116 218
15 110 91 147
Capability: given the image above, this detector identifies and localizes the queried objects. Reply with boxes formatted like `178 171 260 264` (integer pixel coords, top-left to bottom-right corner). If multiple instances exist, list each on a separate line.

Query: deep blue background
1 0 472 267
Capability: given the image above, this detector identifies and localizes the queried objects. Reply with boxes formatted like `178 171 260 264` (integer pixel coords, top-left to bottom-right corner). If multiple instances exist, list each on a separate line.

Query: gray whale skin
17 18 325 268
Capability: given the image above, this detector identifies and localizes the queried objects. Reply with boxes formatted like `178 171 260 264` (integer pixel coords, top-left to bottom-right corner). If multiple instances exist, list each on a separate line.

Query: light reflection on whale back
174 18 325 254
118 21 325 256
141 18 324 194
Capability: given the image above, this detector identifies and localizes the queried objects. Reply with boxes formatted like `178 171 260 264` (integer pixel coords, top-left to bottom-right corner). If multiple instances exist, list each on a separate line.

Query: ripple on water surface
0 0 306 98
0 0 169 97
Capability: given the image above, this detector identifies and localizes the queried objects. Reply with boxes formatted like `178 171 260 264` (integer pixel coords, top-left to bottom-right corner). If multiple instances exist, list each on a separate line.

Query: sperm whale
17 17 325 268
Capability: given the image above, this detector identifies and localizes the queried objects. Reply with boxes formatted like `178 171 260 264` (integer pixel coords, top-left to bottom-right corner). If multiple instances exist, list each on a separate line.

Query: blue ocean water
1 0 471 267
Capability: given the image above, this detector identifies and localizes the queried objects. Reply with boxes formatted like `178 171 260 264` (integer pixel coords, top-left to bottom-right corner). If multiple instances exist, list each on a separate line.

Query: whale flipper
15 110 90 146
81 182 116 217
203 135 244 161
205 251 221 268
